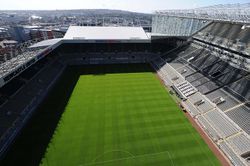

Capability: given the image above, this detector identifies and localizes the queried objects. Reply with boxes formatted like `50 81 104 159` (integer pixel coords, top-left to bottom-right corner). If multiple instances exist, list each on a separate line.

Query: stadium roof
63 26 150 43
156 3 250 24
29 38 62 49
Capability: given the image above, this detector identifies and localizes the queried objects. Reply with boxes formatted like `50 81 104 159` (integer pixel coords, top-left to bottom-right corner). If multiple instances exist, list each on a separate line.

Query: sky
0 0 249 13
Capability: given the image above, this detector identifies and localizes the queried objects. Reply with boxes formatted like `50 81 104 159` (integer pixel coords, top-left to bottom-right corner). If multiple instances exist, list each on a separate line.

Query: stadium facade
0 3 250 166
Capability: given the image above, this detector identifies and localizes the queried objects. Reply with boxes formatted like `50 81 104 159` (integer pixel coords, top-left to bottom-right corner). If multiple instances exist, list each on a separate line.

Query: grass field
40 64 220 166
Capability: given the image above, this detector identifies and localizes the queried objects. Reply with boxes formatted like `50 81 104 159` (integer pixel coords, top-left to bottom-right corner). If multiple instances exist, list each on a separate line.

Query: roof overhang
63 26 151 43
29 26 151 49
29 38 63 49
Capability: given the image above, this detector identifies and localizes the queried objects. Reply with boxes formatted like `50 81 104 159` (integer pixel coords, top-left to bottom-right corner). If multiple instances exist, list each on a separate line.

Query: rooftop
29 38 62 49
63 26 150 42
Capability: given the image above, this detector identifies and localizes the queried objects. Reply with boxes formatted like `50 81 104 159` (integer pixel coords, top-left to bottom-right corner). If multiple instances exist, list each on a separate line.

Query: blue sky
1 0 249 13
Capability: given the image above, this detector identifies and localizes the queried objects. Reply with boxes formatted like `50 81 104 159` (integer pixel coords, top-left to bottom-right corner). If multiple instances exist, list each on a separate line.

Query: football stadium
0 4 250 166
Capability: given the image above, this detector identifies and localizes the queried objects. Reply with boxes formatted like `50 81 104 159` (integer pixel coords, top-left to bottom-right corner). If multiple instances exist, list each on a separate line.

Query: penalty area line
83 150 174 166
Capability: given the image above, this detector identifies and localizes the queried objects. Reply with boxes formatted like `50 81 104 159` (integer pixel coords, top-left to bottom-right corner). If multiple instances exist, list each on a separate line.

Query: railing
0 59 66 158
0 97 36 156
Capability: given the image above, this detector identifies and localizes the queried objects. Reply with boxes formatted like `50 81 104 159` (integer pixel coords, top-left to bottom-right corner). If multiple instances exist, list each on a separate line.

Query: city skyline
0 0 249 13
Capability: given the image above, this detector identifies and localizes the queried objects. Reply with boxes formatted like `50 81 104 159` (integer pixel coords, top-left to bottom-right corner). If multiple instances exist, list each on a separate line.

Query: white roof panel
29 38 62 48
63 26 149 41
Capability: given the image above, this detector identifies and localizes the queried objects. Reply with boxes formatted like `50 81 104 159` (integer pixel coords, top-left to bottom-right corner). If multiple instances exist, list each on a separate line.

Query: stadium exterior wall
152 14 210 37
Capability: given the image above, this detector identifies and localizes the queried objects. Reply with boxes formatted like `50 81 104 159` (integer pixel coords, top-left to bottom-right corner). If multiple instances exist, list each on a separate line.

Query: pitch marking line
92 149 135 162
82 150 174 166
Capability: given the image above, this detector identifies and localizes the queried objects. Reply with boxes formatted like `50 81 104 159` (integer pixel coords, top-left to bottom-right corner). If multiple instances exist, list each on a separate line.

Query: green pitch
40 64 220 166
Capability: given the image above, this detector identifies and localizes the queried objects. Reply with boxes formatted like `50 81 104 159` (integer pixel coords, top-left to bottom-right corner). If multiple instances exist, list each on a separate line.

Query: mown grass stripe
40 65 220 166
